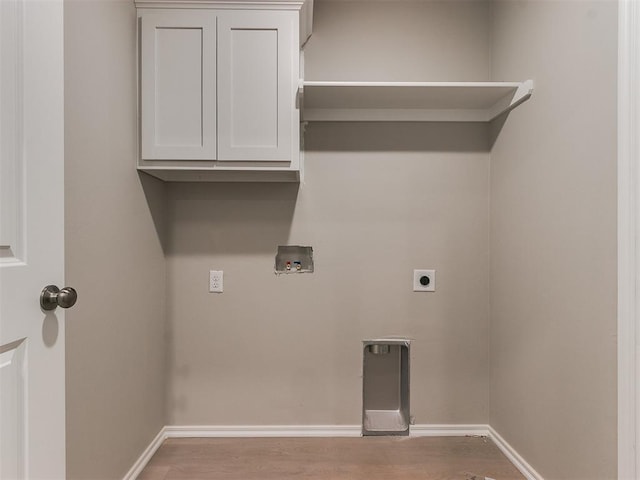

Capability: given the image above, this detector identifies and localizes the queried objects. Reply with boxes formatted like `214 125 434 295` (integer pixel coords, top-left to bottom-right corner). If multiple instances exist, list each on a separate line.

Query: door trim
618 0 640 478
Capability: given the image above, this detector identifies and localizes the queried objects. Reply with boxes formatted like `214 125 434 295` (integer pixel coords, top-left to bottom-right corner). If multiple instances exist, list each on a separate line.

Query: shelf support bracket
488 79 534 121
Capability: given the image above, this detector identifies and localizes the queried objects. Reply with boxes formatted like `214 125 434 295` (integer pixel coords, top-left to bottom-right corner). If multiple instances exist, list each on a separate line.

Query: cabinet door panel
141 11 216 160
229 29 278 148
218 12 294 161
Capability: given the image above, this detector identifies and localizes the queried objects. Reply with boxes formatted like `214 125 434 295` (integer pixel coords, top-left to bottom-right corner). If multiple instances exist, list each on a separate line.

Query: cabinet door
140 11 216 161
217 11 295 161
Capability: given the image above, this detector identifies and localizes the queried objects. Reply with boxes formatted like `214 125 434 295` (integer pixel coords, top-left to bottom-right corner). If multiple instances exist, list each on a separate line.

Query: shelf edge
299 80 534 123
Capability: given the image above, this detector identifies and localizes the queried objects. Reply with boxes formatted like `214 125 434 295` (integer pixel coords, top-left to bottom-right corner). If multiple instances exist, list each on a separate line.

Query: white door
0 0 67 478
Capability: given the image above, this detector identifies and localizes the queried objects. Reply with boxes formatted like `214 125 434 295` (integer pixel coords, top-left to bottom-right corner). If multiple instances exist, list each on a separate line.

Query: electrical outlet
209 270 223 293
413 269 435 292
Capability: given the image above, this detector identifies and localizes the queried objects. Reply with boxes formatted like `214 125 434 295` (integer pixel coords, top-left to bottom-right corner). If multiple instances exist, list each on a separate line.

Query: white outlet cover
209 270 223 293
413 269 435 292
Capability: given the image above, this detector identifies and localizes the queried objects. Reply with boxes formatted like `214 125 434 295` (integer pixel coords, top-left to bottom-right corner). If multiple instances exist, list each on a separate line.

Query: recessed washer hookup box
362 339 410 436
275 245 314 274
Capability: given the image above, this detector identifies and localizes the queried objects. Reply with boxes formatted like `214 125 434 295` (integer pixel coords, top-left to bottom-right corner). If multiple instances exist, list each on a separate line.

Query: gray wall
304 0 491 81
488 1 618 478
61 0 620 478
165 0 494 425
64 0 167 478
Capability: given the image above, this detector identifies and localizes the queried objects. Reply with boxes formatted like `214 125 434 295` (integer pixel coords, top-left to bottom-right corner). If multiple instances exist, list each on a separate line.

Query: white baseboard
411 424 489 437
164 423 489 439
488 426 544 480
164 424 362 438
123 424 542 480
122 428 166 480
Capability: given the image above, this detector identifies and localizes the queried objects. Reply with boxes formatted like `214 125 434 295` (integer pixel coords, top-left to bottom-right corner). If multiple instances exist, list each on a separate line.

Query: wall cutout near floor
362 339 410 436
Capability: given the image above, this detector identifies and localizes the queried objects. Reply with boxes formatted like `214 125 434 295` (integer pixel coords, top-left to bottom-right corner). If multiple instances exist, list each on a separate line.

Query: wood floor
137 436 525 480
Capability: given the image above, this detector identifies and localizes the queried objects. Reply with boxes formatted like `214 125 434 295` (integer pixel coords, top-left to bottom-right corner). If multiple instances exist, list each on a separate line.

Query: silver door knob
40 285 78 311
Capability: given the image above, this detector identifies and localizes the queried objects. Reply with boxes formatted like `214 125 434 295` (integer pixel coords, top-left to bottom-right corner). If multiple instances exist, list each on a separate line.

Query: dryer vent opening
362 339 410 436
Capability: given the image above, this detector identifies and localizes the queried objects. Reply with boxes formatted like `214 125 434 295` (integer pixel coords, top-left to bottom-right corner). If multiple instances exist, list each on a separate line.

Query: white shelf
300 80 533 122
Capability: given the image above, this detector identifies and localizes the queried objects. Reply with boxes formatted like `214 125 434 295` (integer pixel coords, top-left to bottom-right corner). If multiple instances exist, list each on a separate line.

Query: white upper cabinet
140 11 217 161
217 11 294 162
136 1 311 182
